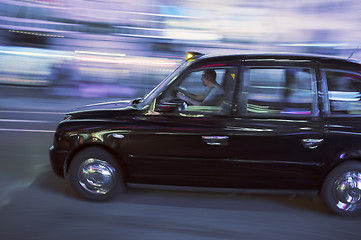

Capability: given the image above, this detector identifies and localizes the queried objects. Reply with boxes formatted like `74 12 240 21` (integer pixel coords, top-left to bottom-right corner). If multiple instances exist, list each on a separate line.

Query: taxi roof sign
185 51 204 61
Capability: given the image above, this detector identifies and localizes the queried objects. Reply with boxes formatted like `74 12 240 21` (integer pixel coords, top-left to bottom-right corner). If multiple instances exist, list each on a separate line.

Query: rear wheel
68 147 123 201
321 161 361 216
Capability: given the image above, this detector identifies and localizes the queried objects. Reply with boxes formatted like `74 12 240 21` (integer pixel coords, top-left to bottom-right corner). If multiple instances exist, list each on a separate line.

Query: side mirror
155 100 188 113
154 103 177 113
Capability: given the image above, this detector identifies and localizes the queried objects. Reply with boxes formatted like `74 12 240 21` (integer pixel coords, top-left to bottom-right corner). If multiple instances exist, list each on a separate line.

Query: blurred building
0 0 360 54
0 0 360 97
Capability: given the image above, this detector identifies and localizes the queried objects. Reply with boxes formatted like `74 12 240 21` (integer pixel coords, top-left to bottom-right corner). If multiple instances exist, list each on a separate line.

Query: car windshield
140 61 190 107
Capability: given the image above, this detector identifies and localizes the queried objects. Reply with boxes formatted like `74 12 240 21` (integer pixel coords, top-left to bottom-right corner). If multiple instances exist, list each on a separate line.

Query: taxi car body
50 52 361 216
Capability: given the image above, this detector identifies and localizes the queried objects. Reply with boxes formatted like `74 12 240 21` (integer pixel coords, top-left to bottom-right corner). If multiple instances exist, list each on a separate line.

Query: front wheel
321 161 361 216
68 147 123 201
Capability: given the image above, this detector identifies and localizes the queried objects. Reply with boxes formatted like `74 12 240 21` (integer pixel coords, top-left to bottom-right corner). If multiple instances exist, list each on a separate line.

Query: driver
177 69 224 106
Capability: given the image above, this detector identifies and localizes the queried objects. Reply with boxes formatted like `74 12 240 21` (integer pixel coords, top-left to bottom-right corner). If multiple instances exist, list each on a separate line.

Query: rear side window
240 67 317 116
324 69 361 115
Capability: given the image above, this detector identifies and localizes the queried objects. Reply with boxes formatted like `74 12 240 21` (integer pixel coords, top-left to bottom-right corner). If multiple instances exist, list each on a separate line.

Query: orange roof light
185 51 204 61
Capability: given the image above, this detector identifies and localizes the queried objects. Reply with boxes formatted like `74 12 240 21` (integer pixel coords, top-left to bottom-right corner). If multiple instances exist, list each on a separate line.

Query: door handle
202 136 229 146
301 138 324 149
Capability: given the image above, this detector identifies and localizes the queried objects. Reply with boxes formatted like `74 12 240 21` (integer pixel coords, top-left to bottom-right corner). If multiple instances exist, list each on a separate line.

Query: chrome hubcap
78 158 116 195
333 171 361 211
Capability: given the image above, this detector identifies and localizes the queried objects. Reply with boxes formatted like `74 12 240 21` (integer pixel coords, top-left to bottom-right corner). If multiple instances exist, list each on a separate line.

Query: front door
126 66 239 187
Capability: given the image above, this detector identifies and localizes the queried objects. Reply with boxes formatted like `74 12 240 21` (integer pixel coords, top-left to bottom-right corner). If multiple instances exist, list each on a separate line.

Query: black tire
68 147 124 201
321 161 361 216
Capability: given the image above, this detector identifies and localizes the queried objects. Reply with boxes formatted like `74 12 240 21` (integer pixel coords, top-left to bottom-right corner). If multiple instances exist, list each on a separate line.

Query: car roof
192 52 361 66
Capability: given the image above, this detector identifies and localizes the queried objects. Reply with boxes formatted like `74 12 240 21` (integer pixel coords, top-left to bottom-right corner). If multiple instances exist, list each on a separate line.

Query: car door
320 65 361 166
225 59 327 190
126 66 239 187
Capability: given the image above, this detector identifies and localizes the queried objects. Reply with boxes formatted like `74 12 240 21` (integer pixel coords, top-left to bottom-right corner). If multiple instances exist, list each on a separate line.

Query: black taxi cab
50 51 361 216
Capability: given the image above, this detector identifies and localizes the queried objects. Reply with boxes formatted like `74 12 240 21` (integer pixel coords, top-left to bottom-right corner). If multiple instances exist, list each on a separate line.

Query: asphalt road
0 102 361 240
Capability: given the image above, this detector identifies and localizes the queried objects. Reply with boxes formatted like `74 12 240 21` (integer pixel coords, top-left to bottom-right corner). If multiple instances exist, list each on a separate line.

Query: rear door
320 63 361 166
226 58 327 189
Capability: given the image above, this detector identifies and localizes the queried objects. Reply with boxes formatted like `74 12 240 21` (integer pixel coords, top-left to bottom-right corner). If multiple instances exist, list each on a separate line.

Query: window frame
322 68 361 117
237 62 319 118
154 62 240 117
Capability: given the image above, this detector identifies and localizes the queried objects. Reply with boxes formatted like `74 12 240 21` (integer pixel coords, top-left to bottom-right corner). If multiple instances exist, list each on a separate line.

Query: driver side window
179 71 207 96
157 67 237 115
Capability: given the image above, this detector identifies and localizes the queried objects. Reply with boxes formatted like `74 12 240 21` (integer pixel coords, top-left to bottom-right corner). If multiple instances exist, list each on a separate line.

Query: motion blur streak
0 110 65 115
0 119 50 123
0 128 55 133
1 0 361 99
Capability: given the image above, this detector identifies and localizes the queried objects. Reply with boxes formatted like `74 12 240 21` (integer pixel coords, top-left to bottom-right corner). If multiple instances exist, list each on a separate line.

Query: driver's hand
177 92 185 99
176 87 186 94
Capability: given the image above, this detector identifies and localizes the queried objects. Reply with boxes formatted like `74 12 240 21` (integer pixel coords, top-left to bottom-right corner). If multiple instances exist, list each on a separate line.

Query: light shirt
202 84 224 106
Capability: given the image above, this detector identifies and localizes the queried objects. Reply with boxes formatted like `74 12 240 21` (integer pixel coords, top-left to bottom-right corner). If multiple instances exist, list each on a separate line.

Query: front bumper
49 145 69 178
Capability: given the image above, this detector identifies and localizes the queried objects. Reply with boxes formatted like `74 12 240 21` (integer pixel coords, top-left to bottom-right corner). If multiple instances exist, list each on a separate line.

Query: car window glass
180 70 215 96
157 67 237 115
241 67 316 116
143 62 189 104
325 69 361 115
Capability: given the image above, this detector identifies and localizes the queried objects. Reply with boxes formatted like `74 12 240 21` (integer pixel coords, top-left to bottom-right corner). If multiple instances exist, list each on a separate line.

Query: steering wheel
169 98 188 111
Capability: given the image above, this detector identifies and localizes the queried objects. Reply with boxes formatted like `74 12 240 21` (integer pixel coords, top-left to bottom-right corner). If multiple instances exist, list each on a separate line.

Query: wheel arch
64 143 129 182
321 149 361 185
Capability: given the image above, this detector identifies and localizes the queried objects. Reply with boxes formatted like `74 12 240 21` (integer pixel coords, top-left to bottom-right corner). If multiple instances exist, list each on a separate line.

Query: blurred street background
1 1 361 240
1 0 361 105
